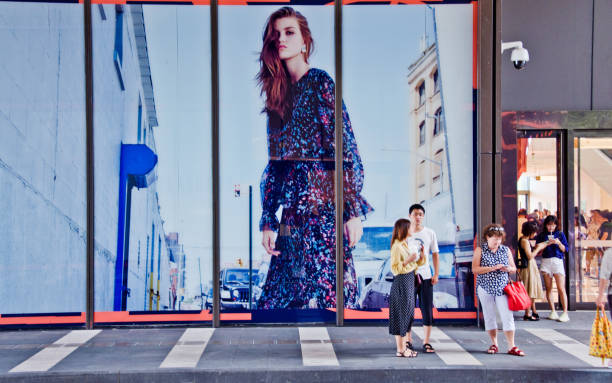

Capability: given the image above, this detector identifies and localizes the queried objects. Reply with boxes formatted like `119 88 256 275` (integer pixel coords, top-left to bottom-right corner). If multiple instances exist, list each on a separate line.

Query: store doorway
516 130 564 308
573 135 612 307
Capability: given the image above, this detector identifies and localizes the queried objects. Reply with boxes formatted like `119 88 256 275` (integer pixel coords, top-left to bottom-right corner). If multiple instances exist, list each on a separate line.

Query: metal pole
210 0 220 328
84 0 95 329
249 185 253 310
334 0 344 326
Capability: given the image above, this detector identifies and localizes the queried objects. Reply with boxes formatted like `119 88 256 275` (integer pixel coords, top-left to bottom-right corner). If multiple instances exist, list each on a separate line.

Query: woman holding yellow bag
593 248 612 367
597 248 612 316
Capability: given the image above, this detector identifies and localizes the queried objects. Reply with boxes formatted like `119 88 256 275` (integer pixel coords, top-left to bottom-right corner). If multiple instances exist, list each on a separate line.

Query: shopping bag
503 280 531 311
589 307 612 365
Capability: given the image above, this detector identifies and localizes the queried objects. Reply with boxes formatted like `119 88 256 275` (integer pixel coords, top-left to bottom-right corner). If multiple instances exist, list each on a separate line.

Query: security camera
501 41 530 70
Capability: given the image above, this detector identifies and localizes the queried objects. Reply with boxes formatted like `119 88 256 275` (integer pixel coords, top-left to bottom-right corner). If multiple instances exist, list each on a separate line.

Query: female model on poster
256 7 372 309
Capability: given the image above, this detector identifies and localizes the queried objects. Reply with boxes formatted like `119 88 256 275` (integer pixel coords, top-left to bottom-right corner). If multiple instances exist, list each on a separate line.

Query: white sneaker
548 311 559 320
557 312 570 322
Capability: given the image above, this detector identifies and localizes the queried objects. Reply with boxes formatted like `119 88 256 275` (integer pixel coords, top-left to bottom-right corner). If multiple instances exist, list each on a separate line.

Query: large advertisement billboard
217 1 476 323
0 0 476 326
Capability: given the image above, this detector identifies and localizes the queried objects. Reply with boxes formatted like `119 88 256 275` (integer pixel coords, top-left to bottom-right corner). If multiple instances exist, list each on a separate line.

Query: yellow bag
589 307 612 364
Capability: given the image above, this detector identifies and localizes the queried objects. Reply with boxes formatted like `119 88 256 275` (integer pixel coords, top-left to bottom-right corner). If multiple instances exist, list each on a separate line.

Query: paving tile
0 331 69 374
49 329 184 372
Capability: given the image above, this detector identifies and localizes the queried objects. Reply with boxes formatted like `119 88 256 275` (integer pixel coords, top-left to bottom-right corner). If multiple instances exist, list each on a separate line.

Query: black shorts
416 278 434 326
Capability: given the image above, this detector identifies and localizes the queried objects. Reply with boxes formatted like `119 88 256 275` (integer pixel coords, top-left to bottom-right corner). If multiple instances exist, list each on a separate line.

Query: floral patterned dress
257 68 373 309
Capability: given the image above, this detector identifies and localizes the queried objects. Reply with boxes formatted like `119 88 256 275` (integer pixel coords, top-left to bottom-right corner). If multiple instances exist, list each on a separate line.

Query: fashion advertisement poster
0 0 475 325
218 2 475 321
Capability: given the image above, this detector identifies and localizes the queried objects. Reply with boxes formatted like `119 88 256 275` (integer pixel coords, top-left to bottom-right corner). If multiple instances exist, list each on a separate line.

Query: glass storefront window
1 1 481 327
342 3 476 320
219 5 336 323
0 1 86 322
92 4 212 323
574 137 612 303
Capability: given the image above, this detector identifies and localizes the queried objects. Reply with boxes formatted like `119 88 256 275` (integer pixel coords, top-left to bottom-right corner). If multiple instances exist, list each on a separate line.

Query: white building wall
93 4 169 311
0 3 86 314
0 2 170 313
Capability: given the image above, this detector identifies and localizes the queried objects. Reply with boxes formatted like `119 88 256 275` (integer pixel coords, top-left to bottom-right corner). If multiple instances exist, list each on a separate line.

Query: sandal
396 348 418 358
508 346 525 357
532 313 540 321
423 343 436 353
487 344 498 354
405 341 414 351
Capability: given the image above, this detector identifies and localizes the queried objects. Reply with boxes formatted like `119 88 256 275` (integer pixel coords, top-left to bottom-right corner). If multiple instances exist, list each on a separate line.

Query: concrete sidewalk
0 311 609 382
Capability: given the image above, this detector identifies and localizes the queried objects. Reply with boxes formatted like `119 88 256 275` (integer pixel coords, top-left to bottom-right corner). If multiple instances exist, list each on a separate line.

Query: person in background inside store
597 247 612 315
598 210 612 241
534 215 570 322
596 247 612 368
517 209 528 237
585 209 604 278
473 223 524 356
389 218 426 358
517 221 545 321
404 204 440 354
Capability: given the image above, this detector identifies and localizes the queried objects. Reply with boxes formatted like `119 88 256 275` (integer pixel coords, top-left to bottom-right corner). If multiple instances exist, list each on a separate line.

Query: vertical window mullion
334 0 344 326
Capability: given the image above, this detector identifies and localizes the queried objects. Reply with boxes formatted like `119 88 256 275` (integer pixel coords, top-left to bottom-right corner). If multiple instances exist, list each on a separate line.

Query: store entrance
515 130 564 308
573 135 612 307
502 111 612 312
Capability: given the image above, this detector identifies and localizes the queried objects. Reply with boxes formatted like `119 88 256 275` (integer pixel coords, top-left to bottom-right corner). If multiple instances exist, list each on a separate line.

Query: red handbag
503 280 531 311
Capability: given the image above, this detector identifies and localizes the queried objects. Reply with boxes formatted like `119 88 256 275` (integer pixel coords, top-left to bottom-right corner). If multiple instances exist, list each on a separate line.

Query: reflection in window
98 4 107 20
433 108 442 136
418 81 425 106
418 160 426 188
0 1 86 314
433 69 439 93
137 99 143 143
433 148 443 179
94 5 212 315
419 121 426 146
114 5 125 90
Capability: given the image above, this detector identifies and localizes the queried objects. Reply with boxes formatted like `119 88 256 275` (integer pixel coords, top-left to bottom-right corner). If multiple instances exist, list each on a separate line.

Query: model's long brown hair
391 219 411 247
257 7 314 118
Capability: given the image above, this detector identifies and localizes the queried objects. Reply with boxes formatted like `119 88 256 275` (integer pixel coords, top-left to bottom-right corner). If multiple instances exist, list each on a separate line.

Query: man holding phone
406 204 440 353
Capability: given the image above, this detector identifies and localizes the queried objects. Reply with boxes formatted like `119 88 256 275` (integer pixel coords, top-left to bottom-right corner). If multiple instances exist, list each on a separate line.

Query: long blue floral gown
257 68 373 309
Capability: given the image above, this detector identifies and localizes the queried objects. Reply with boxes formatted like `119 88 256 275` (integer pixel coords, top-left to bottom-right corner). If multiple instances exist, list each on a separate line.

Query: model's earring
301 45 307 53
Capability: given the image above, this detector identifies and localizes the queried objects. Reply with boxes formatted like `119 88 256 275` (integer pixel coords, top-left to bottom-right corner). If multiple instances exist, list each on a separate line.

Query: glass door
516 130 564 308
573 135 612 305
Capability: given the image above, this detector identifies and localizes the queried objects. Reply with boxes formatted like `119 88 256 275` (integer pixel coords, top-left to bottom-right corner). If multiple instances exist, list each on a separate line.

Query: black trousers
416 278 434 326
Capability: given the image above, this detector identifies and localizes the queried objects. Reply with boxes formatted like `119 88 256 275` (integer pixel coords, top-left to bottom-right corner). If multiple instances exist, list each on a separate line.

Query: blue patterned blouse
259 68 373 231
476 243 510 296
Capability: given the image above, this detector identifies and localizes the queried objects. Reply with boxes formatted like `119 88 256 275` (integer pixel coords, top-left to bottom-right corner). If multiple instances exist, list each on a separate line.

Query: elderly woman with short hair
472 223 524 356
